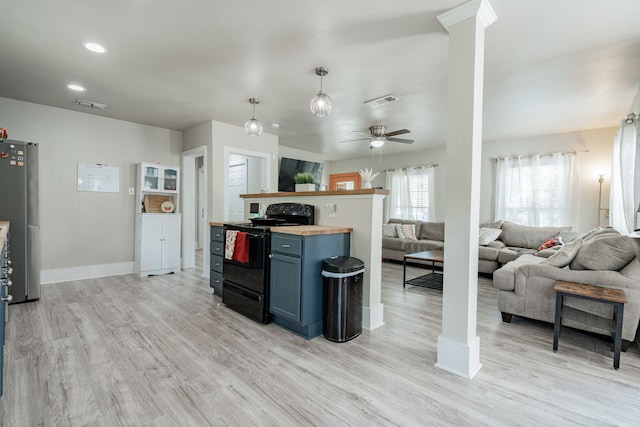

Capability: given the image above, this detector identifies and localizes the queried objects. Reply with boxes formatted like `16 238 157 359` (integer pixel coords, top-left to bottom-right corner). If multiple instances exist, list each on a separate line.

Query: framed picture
329 172 361 191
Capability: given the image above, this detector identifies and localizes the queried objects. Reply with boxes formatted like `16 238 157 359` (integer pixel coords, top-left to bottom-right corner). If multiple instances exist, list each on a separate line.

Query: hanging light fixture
244 98 263 136
310 67 333 117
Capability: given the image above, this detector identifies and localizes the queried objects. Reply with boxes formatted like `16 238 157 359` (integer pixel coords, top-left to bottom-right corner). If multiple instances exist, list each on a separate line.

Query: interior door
228 162 247 221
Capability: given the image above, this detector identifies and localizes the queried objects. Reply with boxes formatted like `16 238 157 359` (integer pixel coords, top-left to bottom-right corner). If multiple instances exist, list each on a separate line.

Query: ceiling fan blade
387 137 414 144
352 130 371 136
384 129 410 137
339 137 371 143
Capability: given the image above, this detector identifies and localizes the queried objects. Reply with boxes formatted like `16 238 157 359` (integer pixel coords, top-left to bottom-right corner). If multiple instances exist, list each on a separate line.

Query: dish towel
232 231 250 263
225 230 238 259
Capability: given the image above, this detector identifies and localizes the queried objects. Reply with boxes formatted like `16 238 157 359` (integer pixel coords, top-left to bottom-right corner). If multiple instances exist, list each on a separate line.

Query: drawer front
271 234 302 257
211 240 224 257
210 254 223 273
209 271 223 295
211 226 224 242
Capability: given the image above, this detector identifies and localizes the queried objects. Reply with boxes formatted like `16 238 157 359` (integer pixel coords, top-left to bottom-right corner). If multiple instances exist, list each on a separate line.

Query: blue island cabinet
270 231 350 339
209 225 224 297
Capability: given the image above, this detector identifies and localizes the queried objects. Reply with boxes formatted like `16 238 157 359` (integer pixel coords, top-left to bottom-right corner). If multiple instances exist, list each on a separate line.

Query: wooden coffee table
403 250 444 290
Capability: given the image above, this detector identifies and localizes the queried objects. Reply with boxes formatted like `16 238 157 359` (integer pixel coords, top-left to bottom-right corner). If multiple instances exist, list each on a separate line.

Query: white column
435 0 497 379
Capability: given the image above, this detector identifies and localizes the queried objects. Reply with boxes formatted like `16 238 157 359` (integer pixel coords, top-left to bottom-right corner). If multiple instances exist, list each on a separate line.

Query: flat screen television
278 157 324 192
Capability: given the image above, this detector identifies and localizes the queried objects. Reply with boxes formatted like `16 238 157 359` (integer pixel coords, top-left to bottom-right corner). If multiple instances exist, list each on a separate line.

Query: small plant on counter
294 172 316 184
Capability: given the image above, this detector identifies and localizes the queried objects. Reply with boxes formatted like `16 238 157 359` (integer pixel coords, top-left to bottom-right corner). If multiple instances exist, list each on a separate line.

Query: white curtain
495 153 578 227
385 166 435 221
610 118 640 234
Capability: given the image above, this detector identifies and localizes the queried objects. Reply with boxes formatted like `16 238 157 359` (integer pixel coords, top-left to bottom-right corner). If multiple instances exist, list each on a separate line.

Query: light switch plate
128 187 135 196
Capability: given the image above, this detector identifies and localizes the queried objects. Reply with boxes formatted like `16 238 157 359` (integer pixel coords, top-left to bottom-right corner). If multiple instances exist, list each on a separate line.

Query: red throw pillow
538 236 563 251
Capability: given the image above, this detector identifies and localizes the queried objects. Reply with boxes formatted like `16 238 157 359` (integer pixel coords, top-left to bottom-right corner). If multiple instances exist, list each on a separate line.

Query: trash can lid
322 256 365 274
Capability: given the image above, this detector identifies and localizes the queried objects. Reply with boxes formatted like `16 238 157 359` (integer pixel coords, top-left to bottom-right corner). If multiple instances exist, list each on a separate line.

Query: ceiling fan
340 125 414 148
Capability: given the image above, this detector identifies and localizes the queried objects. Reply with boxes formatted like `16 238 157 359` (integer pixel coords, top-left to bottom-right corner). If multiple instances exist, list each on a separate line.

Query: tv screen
278 157 324 192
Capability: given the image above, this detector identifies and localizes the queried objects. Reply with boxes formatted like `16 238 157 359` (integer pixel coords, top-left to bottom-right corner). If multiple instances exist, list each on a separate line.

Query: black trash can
322 256 365 343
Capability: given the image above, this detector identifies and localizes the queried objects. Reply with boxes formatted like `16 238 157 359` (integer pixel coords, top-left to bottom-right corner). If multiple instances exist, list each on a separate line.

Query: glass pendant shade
244 117 263 136
310 92 333 117
245 98 263 136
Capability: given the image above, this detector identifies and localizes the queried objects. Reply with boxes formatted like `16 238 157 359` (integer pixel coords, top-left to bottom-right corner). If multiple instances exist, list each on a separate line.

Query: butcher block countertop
0 221 10 248
209 222 351 236
271 225 352 236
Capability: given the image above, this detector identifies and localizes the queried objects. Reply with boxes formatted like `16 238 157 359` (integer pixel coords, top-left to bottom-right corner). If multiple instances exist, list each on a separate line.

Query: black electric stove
222 203 315 323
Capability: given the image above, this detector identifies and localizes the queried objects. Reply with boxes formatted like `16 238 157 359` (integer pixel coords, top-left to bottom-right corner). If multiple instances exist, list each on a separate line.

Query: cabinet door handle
281 244 290 248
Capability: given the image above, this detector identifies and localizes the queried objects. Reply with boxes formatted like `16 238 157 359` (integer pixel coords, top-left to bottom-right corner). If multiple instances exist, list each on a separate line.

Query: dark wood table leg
613 303 624 369
403 257 407 288
553 292 563 352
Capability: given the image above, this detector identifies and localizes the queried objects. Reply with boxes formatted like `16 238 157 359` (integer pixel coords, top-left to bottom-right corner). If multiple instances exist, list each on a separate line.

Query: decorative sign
78 163 119 193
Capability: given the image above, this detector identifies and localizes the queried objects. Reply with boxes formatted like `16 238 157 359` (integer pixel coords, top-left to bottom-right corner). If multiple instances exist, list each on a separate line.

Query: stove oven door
223 230 268 294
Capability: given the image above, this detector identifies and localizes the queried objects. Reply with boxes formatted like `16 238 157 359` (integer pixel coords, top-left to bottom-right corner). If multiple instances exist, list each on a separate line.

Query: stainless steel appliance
223 203 314 323
0 139 40 303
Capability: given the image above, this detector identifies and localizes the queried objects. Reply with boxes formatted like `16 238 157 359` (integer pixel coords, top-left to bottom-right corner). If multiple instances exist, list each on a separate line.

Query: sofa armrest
515 264 636 295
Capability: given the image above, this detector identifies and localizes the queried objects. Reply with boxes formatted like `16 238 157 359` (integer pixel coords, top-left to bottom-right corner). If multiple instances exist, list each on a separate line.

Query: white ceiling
1 0 640 161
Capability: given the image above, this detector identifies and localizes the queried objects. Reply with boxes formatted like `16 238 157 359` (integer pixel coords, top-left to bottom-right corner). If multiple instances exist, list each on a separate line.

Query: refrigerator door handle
27 225 41 300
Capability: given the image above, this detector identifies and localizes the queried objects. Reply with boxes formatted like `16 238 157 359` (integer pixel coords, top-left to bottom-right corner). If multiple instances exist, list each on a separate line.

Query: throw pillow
538 236 563 251
396 224 418 240
382 224 398 238
478 228 502 246
542 238 583 268
570 235 635 271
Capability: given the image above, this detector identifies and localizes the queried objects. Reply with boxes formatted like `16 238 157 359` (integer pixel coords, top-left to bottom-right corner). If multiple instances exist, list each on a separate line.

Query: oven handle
247 233 265 239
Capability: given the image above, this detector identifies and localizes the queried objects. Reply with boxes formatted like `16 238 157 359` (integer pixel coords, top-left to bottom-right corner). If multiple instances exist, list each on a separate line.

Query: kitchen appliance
223 203 315 323
0 139 40 303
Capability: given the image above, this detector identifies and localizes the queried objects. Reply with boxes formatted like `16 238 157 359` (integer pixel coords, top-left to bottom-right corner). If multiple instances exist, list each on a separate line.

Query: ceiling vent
364 94 399 108
76 99 107 109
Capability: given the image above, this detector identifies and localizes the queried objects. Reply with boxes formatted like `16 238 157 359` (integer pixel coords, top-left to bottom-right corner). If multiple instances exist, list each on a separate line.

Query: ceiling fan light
310 92 333 117
370 137 385 148
245 98 263 136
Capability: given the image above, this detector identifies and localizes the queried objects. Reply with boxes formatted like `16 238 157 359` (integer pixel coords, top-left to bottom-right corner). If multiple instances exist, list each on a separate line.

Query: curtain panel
385 166 435 222
610 119 640 234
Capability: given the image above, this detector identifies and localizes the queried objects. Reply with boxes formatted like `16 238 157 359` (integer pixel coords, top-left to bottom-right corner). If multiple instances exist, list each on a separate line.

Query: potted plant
294 172 317 192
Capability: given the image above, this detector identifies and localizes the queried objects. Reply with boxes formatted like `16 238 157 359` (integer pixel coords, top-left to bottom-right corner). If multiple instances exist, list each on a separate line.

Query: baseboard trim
41 262 135 284
362 303 385 330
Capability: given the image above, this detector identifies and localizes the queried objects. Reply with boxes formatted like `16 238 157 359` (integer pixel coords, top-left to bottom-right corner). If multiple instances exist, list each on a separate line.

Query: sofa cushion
478 245 499 261
479 228 502 246
382 237 406 251
558 230 582 243
388 218 422 238
500 221 571 249
405 239 444 253
493 254 546 291
382 224 398 238
570 234 635 271
396 224 418 240
419 222 445 241
480 220 504 230
542 238 583 268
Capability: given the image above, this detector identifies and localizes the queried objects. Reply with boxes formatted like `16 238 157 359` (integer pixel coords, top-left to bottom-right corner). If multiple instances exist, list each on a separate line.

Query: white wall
329 126 617 231
0 97 182 280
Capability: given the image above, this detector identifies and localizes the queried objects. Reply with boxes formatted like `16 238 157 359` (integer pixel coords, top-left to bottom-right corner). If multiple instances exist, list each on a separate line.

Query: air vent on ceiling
76 99 107 109
364 94 399 108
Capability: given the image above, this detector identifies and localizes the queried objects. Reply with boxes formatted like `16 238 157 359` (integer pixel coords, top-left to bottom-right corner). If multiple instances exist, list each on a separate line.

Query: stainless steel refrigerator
0 139 40 303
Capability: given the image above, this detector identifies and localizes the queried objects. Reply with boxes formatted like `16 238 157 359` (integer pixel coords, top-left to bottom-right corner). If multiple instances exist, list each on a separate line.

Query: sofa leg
622 339 631 352
501 312 513 323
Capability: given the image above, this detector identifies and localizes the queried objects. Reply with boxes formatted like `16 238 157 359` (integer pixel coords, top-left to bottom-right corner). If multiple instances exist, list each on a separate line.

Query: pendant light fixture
310 67 333 117
244 98 263 136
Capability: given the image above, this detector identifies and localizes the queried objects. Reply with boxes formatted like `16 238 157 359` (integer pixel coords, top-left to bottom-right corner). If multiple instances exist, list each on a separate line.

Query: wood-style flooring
1 263 639 426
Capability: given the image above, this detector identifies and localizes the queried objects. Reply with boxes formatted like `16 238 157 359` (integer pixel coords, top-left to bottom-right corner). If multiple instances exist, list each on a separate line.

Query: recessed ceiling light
82 41 107 54
67 84 86 92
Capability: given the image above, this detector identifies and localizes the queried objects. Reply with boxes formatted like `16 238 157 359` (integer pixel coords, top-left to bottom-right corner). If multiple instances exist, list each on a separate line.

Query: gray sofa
382 219 572 274
493 227 640 347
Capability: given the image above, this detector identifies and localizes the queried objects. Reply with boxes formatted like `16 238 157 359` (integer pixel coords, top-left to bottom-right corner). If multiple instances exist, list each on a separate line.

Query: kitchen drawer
271 234 302 257
211 226 224 242
210 254 223 273
211 240 224 257
210 270 223 296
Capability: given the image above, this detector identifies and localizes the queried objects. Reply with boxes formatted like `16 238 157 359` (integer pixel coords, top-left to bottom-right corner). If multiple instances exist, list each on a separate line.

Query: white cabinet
135 213 181 277
136 163 180 213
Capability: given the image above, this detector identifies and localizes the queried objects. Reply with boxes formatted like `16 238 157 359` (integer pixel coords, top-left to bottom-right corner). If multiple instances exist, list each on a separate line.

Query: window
494 153 577 227
385 166 435 221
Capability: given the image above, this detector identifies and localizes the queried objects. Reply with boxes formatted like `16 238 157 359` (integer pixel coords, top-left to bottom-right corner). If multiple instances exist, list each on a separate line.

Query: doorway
223 148 270 221
182 146 207 276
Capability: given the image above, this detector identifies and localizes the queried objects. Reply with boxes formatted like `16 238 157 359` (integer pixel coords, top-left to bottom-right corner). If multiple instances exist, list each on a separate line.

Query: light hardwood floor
1 263 639 426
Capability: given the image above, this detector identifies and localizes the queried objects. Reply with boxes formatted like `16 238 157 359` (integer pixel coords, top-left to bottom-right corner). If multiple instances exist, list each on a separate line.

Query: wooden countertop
271 225 352 236
209 223 352 236
0 221 10 248
240 188 389 198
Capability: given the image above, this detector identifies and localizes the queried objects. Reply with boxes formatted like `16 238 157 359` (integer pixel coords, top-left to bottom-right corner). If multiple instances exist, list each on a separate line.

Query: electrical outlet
128 187 135 196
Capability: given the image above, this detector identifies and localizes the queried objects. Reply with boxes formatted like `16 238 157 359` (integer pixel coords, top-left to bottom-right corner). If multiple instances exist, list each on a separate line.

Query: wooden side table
553 280 627 369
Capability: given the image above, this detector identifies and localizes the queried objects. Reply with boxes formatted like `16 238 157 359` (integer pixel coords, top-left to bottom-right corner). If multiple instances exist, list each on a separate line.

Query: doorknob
1 294 12 303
